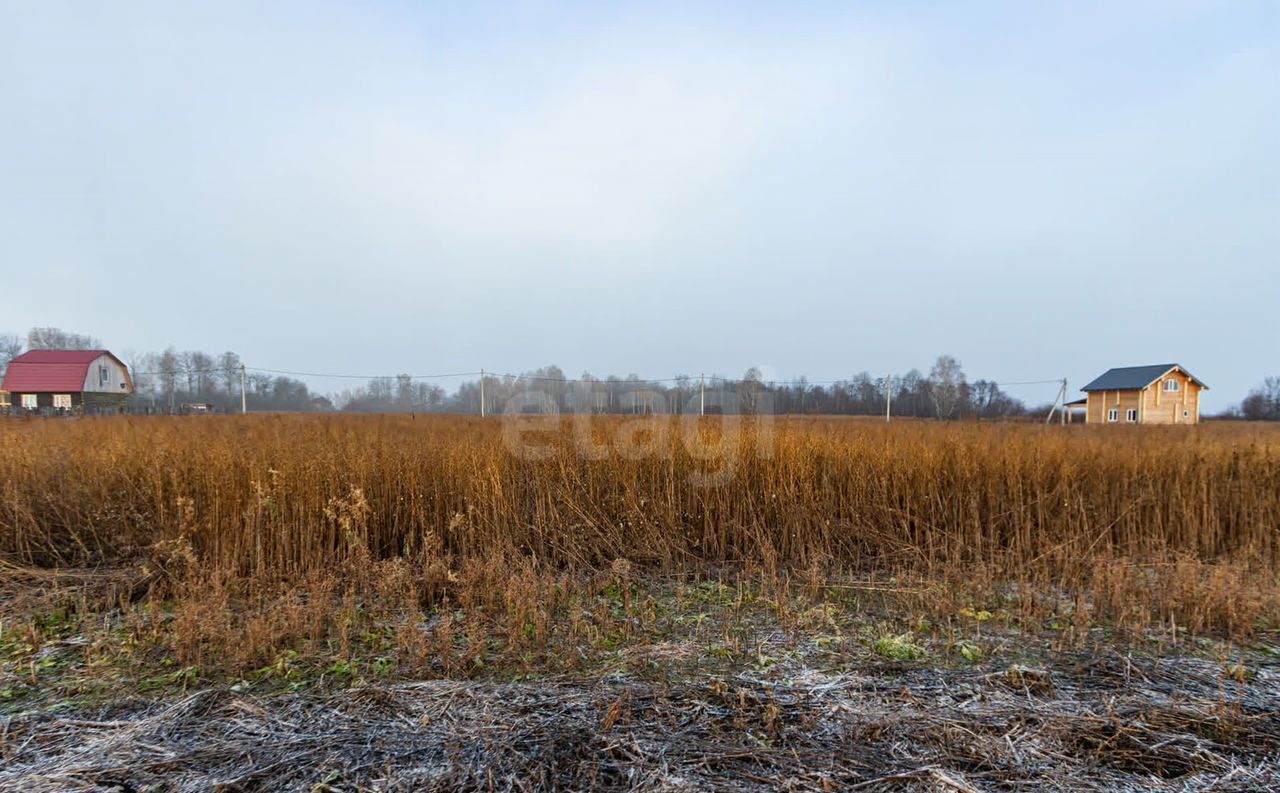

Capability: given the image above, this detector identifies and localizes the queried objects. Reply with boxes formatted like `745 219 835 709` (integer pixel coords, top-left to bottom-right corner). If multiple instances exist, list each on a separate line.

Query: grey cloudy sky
1 1 1275 408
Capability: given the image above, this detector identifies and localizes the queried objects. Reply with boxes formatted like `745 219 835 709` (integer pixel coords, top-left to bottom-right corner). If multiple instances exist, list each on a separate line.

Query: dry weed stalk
1 415 1277 670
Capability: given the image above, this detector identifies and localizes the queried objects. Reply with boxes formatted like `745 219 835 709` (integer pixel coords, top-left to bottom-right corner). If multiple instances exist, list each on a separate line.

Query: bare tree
849 372 879 413
739 367 764 414
120 350 156 403
673 374 692 415
414 382 445 408
248 372 274 399
929 355 966 419
189 351 215 397
26 327 101 350
219 352 242 398
1242 377 1280 421
157 347 180 411
570 372 604 413
0 334 24 378
368 377 394 403
970 379 1023 418
396 374 414 410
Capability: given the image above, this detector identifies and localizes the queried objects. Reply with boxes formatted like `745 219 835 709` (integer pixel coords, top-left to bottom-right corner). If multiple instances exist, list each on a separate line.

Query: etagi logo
501 387 775 486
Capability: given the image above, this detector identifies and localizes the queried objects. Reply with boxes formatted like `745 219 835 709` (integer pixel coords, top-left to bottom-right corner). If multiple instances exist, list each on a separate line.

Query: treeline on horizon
335 360 1030 420
2 327 1278 420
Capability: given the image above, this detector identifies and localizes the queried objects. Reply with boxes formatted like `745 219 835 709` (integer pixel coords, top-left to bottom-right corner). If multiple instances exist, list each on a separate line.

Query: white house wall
81 355 131 394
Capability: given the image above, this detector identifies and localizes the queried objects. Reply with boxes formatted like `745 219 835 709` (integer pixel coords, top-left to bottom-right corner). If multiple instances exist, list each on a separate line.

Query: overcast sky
1 1 1275 409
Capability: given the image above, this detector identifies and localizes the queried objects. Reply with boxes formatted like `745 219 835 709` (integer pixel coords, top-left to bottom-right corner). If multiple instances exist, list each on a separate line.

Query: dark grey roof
1081 364 1207 392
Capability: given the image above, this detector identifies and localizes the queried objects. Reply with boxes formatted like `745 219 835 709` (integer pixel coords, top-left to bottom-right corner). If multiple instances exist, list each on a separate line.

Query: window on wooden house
1163 379 1180 392
53 394 72 409
21 394 38 409
1107 408 1119 422
1126 408 1138 422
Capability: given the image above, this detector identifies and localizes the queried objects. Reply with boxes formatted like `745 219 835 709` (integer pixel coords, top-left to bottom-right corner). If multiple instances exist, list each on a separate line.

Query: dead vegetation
2 651 1277 791
1 415 1278 788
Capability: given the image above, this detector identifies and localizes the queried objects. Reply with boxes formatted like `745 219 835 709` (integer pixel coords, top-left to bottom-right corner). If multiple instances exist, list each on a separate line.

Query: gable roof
1 350 125 393
1081 364 1207 392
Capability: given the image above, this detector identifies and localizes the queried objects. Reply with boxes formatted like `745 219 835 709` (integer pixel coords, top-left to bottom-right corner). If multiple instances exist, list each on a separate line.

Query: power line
482 372 687 384
132 366 483 381
128 363 1067 392
249 367 482 381
990 379 1065 387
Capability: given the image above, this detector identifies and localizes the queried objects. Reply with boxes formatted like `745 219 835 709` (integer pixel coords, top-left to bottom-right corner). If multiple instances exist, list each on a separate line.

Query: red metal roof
1 349 117 393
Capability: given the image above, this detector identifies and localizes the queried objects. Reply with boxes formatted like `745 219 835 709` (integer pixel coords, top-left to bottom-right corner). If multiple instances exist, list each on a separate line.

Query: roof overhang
1169 365 1208 390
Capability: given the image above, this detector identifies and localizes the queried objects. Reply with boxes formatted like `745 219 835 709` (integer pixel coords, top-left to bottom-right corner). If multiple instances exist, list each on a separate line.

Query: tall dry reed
1 415 1277 642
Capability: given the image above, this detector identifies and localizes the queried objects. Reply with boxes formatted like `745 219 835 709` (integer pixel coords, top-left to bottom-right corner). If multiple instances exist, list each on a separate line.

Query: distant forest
2 327 1277 419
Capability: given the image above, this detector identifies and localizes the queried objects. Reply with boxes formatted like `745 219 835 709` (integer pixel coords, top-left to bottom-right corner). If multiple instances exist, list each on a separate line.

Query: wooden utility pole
479 368 486 417
699 373 705 416
240 364 247 414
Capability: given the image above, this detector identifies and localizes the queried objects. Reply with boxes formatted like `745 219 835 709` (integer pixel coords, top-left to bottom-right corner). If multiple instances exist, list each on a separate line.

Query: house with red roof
0 350 133 413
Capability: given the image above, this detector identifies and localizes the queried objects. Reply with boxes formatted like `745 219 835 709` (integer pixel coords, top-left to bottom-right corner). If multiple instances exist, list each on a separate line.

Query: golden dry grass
1 414 1277 675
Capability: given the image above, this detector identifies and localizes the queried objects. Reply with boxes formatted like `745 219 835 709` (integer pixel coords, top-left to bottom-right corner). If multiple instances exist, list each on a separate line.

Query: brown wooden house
1073 364 1207 425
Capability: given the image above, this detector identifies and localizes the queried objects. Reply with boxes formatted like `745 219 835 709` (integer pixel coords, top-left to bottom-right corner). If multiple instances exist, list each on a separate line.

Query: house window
21 394 38 409
1183 410 1190 419
53 394 72 409
1107 408 1119 422
100 365 109 386
1163 379 1180 392
1126 408 1138 422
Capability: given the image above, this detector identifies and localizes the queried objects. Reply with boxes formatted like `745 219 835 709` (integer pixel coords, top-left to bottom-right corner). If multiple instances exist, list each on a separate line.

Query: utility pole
1044 378 1067 425
479 368 486 417
699 373 705 416
885 374 893 423
240 364 247 414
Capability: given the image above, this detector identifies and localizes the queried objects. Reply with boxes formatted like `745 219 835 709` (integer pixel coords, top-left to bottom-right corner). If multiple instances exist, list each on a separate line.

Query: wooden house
1076 364 1207 425
0 350 133 412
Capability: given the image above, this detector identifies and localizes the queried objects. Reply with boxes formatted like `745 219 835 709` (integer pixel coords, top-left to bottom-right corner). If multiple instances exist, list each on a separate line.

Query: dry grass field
2 415 1278 790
